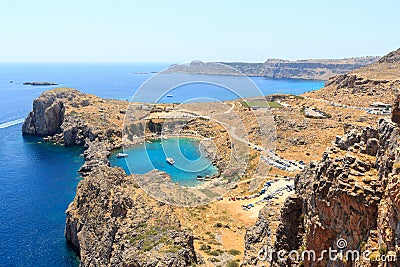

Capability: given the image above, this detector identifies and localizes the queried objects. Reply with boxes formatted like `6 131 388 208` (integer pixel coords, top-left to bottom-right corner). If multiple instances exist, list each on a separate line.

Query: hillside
305 48 400 107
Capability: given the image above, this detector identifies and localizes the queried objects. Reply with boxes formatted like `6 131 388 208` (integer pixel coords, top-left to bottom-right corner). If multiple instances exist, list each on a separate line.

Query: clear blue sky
0 0 399 63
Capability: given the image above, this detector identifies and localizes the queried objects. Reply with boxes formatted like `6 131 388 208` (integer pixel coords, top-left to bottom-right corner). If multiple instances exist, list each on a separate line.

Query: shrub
215 222 223 228
379 244 388 255
228 249 241 256
227 260 239 267
199 244 211 251
207 249 224 256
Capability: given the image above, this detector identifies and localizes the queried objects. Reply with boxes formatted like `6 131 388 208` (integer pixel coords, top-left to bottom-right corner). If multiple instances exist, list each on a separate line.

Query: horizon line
0 54 383 65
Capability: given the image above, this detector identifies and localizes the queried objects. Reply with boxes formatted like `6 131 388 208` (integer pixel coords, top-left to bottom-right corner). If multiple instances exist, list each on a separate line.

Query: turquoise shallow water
0 63 324 267
110 138 218 187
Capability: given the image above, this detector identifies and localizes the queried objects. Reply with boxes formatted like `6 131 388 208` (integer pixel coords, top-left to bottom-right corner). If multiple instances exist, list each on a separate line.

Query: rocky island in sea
22 47 400 266
23 81 59 86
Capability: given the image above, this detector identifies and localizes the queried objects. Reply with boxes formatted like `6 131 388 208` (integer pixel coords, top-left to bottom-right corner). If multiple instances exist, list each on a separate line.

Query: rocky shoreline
22 88 201 266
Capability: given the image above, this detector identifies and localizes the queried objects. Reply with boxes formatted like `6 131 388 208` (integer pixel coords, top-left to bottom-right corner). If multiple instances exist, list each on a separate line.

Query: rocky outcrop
243 205 272 266
22 92 65 136
78 139 111 176
391 96 400 124
378 48 400 64
244 97 400 266
273 195 304 254
324 73 392 90
66 167 198 267
23 88 123 148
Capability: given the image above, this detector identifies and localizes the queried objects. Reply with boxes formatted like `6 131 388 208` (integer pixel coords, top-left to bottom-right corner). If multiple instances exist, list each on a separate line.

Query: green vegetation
200 244 211 251
240 100 283 109
241 101 250 108
163 245 182 253
228 249 241 256
360 241 367 252
129 226 171 252
379 244 388 255
227 260 239 267
208 240 222 246
207 249 224 256
267 101 284 108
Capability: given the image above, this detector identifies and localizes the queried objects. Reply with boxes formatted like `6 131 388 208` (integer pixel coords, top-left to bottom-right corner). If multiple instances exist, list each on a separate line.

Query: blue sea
0 63 324 266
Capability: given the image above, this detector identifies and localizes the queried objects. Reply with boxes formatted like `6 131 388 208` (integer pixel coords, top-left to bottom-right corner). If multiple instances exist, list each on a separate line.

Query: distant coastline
166 57 379 80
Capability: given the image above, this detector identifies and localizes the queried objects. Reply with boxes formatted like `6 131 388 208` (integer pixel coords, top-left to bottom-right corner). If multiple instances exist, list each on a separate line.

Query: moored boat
166 157 175 165
116 152 128 158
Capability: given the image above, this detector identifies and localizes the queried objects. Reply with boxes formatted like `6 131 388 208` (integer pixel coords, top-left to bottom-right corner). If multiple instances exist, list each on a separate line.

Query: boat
116 152 128 158
166 157 175 165
197 173 203 178
197 177 204 181
166 94 173 98
204 175 211 181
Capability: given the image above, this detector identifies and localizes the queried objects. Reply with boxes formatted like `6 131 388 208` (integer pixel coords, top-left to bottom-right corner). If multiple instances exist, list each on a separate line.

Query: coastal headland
167 57 379 80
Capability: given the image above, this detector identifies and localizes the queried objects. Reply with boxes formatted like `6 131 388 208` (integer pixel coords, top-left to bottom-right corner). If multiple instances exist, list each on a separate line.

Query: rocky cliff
22 90 66 136
243 98 400 266
23 88 199 266
23 88 124 148
66 166 198 267
167 57 379 80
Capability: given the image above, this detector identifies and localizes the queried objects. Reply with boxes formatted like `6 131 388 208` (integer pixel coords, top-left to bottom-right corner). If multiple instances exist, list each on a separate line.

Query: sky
0 0 399 63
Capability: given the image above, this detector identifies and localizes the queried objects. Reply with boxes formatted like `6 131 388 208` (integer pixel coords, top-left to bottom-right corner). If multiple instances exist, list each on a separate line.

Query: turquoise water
110 138 218 187
0 63 324 267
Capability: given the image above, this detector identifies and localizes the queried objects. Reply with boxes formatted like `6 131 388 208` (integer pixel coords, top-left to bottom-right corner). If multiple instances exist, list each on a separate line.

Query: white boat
166 94 173 98
116 152 128 158
166 157 175 165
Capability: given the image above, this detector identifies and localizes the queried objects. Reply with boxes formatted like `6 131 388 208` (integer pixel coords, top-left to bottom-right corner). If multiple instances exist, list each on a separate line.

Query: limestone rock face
22 93 65 136
66 167 198 267
243 205 271 266
391 95 400 124
77 139 111 176
244 116 400 265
